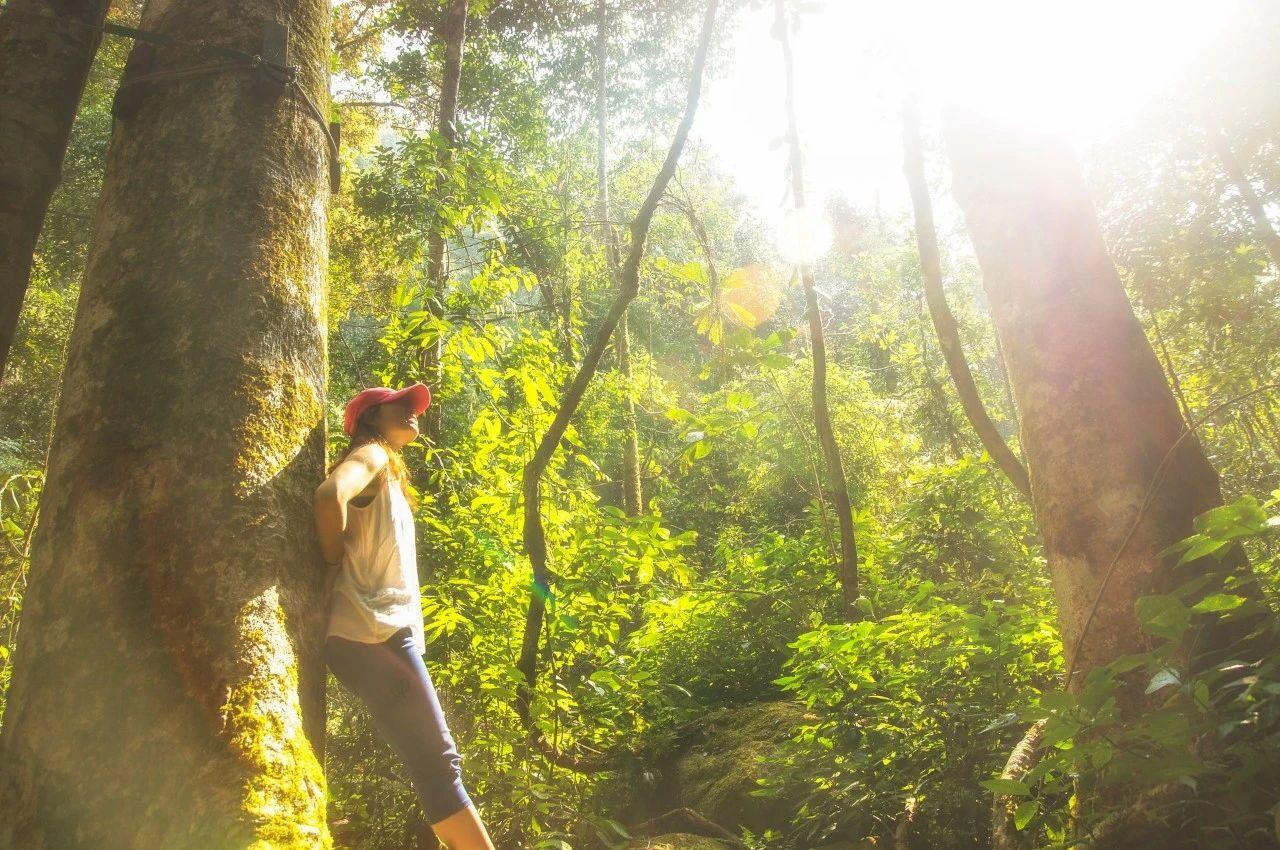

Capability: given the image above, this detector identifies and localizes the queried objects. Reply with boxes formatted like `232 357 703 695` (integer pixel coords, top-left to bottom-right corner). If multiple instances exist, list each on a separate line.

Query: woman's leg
429 803 496 849
325 630 495 849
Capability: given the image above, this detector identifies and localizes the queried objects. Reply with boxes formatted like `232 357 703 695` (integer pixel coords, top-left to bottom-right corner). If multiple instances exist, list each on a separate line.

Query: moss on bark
0 1 334 846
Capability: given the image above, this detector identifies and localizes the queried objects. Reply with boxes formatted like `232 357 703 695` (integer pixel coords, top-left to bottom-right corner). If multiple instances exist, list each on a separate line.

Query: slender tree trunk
1246 408 1280 462
944 110 1260 688
0 0 113 383
1210 126 1280 271
993 327 1017 417
0 1 333 845
774 0 859 618
915 297 965 460
902 96 1031 500
516 0 717 769
1147 306 1192 423
614 315 643 515
422 0 468 445
596 0 642 516
1252 377 1280 459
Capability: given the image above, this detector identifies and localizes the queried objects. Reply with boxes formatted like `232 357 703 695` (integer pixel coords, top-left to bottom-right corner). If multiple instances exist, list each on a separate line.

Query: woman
315 383 495 850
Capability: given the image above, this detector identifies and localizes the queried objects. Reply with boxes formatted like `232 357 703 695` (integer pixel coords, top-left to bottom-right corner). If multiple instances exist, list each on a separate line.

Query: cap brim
384 383 431 415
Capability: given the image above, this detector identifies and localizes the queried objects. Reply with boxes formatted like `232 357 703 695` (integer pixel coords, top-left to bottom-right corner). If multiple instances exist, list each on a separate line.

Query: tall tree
944 109 1238 679
902 96 1031 500
422 0 468 447
516 0 718 767
944 108 1267 842
0 0 114 383
0 1 334 845
596 0 643 517
774 0 859 618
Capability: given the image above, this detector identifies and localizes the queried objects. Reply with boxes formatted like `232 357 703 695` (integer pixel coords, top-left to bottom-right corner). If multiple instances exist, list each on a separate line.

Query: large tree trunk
0 1 333 846
0 0 113 383
902 96 1031 500
596 0 643 517
775 0 859 618
942 109 1251 694
944 111 1277 848
422 0 468 447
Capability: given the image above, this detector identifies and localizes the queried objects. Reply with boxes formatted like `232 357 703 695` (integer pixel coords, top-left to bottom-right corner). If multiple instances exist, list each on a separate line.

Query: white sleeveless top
326 473 426 655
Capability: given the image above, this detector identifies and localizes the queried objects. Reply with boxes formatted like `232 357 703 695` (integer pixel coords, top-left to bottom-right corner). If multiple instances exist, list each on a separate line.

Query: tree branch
513 0 719 773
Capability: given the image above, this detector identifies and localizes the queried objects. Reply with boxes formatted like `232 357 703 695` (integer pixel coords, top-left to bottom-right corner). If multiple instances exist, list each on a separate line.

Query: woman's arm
314 443 390 569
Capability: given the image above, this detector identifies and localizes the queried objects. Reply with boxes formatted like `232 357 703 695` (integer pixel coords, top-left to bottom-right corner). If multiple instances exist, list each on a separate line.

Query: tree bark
422 0 468 446
774 0 859 618
943 113 1280 847
991 720 1046 850
596 0 643 517
942 109 1255 698
0 0 113 383
1210 126 1280 272
902 97 1031 500
0 1 333 845
516 0 718 769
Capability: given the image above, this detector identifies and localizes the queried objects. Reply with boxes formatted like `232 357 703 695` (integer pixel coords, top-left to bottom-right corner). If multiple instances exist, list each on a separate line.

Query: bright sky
695 0 1235 248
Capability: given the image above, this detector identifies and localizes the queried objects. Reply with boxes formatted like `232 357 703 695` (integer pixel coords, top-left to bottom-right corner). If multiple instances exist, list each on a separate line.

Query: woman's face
370 399 420 448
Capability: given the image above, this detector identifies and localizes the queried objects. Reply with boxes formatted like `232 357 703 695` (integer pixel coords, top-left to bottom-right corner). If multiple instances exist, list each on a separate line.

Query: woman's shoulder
345 441 391 472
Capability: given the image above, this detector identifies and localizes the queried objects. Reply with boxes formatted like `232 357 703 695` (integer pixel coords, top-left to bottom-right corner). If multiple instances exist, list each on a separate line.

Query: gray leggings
324 627 472 824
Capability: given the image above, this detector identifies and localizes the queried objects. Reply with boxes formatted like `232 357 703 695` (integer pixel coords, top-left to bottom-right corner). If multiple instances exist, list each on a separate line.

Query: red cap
342 383 432 436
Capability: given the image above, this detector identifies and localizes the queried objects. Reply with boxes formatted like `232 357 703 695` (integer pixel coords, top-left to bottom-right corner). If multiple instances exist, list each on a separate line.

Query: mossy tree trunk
942 109 1256 695
0 1 333 846
0 0 113 382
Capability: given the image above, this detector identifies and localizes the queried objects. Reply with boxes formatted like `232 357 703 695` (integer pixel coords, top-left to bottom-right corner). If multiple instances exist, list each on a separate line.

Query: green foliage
772 591 1060 847
755 461 1057 848
3 3 1279 849
997 493 1280 848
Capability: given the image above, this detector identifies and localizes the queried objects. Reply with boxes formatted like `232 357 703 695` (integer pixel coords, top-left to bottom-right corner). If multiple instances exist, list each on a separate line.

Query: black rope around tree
10 9 342 191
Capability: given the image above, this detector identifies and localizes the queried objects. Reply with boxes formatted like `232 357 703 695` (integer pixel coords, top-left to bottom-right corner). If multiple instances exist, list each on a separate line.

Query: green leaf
1146 667 1181 694
726 301 758 327
1135 595 1191 641
1191 593 1246 613
1174 536 1228 565
980 778 1031 797
1014 800 1040 830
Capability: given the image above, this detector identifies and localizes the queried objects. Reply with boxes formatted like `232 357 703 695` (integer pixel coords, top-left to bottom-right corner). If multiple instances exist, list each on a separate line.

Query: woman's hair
330 404 417 507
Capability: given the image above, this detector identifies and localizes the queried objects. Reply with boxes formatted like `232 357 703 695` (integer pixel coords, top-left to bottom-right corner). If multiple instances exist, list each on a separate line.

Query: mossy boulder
625 834 730 850
671 700 809 834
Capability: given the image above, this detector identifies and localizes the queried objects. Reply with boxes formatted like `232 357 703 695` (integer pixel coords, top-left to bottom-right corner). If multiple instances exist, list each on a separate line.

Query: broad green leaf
1191 593 1245 613
980 778 1030 797
1135 595 1191 641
